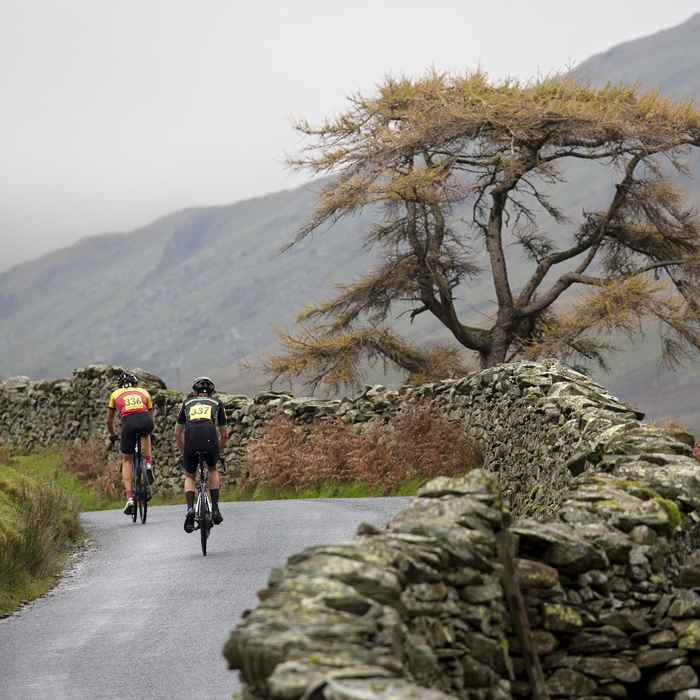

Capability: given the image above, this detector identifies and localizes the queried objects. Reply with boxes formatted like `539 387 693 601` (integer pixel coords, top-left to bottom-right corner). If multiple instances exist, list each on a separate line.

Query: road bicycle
110 429 152 524
183 452 226 555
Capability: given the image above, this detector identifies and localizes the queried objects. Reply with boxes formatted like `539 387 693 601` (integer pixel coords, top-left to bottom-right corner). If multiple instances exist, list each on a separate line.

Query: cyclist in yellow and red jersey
106 372 155 516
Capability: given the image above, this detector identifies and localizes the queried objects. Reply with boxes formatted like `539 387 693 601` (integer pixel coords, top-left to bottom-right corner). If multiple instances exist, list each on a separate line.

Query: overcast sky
1 0 699 272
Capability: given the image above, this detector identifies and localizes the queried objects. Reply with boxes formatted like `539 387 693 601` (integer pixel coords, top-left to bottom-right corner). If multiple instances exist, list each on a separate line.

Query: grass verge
0 449 86 616
224 474 427 502
3 442 430 514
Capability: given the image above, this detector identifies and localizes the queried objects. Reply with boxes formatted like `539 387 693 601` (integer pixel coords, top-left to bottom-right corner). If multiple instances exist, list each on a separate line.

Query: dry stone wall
219 360 700 700
223 457 700 700
0 364 277 497
224 470 513 700
0 359 660 513
4 360 700 699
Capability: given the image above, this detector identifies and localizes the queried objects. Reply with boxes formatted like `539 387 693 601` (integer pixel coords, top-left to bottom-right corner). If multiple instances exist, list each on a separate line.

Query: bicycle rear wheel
200 493 209 556
137 458 148 524
131 456 138 523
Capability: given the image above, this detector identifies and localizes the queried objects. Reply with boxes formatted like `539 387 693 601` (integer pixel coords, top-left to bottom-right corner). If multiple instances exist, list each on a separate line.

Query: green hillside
2 14 700 431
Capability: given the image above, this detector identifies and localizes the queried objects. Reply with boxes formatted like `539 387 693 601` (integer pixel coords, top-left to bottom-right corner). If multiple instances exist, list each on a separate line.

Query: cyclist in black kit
174 376 228 533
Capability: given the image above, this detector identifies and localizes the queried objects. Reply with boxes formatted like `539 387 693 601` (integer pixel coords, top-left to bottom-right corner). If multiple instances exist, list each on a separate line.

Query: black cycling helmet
118 372 138 388
192 376 215 394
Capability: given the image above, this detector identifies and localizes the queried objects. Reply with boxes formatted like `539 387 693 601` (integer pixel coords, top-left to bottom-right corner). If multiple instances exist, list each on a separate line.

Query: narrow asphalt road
0 497 411 700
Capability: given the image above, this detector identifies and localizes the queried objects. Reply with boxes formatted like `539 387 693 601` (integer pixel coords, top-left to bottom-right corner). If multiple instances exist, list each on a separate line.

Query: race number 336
124 394 144 410
189 403 212 421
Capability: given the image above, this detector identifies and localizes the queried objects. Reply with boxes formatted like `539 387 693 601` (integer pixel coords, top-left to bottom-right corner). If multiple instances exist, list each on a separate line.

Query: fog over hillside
570 13 700 432
3 14 700 432
0 186 376 395
576 12 700 98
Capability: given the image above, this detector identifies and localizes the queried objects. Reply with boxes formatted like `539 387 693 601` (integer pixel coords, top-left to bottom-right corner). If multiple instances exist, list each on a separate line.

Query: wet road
0 497 411 700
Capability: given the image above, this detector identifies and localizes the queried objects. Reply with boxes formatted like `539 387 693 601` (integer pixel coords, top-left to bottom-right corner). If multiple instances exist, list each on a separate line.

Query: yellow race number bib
189 403 212 421
123 394 144 410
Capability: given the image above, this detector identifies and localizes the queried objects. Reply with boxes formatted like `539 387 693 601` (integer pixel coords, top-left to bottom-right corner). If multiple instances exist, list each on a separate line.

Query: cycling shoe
184 508 195 533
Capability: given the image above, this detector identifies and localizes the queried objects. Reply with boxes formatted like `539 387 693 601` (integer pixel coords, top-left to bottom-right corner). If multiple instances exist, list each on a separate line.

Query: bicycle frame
195 456 212 521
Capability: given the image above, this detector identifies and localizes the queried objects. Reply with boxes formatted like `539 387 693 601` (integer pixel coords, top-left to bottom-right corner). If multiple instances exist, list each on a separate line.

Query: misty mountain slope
564 12 700 428
576 12 700 98
0 187 374 390
3 14 700 428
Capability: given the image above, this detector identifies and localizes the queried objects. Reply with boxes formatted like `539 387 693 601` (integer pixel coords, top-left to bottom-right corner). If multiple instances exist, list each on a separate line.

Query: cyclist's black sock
211 489 220 511
186 491 195 510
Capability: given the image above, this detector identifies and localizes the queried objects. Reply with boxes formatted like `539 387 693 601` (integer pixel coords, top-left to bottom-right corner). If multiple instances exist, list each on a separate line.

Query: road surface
0 497 411 700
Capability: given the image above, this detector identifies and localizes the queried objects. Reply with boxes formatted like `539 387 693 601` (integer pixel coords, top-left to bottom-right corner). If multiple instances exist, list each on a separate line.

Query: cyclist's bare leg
207 466 220 491
122 453 133 490
207 466 223 522
142 434 152 459
183 470 197 531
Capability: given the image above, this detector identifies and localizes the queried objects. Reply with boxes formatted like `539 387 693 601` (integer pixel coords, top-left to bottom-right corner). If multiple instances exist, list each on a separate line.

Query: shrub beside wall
246 406 481 493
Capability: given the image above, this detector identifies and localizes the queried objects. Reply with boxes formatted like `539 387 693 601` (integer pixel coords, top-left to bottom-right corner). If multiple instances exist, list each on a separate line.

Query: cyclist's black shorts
183 423 220 474
120 411 154 455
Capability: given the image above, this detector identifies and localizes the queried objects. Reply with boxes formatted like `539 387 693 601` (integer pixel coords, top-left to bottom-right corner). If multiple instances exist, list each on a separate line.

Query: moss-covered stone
542 603 584 633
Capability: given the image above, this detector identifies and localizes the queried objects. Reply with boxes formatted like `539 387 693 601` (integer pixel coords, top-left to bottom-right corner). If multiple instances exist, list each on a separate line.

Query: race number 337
189 403 212 421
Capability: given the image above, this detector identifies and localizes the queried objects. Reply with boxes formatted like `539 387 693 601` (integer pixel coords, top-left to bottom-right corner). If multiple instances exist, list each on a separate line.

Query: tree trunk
479 347 508 369
478 320 513 369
